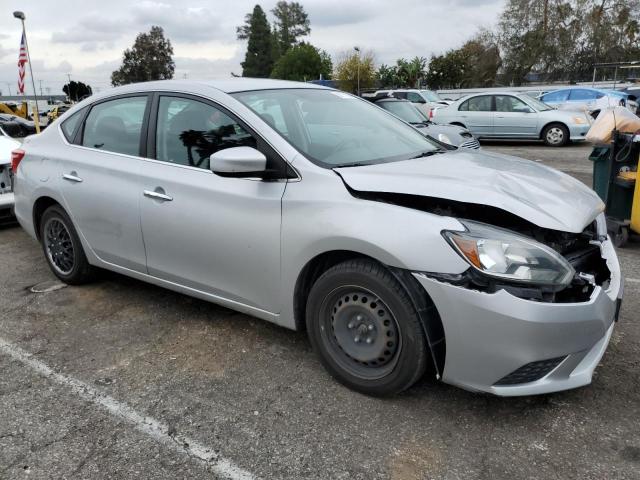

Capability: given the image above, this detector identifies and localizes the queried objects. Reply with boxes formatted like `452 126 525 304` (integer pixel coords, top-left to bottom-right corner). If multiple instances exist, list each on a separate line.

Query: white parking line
0 337 256 480
627 278 640 284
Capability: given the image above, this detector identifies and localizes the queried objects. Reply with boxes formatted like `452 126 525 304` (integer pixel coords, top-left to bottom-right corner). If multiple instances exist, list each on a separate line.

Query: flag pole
14 11 40 133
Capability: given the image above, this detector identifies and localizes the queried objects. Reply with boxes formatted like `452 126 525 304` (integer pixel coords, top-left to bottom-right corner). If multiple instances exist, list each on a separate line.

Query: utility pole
39 79 43 96
66 73 74 102
13 11 40 132
5 83 11 96
354 46 361 96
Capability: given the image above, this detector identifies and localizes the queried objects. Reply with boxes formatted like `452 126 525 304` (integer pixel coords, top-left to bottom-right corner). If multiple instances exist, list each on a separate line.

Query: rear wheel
542 123 569 146
306 259 429 396
39 205 95 285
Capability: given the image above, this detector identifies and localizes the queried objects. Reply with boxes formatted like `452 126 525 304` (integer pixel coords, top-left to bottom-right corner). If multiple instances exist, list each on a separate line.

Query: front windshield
420 90 442 102
232 88 440 167
525 96 554 111
379 101 428 124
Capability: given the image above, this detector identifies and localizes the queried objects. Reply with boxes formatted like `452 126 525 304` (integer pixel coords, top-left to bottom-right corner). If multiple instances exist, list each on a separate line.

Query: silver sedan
434 92 592 146
13 80 622 396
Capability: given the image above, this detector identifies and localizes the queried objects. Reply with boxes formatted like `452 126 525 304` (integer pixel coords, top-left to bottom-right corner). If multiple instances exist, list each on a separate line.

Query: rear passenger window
541 90 569 102
569 89 597 101
82 96 147 156
155 96 256 170
60 108 85 142
459 96 492 112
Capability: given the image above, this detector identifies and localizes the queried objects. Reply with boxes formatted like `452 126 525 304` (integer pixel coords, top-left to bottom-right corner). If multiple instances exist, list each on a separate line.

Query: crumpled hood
335 149 604 233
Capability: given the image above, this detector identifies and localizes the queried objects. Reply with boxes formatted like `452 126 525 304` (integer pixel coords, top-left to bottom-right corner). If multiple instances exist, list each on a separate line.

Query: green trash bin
589 133 638 223
589 146 611 202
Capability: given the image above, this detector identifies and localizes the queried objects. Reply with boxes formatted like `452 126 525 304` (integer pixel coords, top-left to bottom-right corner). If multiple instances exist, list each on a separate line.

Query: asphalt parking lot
1 141 639 480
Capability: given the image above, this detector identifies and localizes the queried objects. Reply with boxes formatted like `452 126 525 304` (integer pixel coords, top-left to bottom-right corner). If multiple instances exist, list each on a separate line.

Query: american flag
17 32 27 95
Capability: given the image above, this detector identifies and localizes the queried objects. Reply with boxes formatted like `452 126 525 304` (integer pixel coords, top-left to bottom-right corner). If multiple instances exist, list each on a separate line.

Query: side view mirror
210 146 267 177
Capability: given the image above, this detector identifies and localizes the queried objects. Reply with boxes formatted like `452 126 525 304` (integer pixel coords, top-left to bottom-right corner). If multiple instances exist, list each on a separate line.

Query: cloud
131 2 229 43
305 2 375 27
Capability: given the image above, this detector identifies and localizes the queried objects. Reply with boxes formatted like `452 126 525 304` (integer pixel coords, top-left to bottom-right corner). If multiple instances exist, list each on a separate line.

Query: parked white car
375 89 450 117
0 126 20 217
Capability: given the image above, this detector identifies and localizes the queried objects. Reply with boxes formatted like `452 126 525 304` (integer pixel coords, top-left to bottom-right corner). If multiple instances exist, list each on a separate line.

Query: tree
270 42 332 81
237 5 274 77
63 81 93 101
334 50 376 93
111 26 174 86
425 32 501 89
425 50 468 90
497 0 640 84
271 1 310 55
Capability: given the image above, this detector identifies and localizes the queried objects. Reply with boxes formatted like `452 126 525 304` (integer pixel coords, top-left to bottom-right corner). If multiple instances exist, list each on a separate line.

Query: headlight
437 133 453 145
572 116 587 125
443 221 575 287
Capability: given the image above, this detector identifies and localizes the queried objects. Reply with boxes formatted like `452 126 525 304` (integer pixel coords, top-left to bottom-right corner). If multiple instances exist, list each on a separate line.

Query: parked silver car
434 92 592 146
14 80 622 396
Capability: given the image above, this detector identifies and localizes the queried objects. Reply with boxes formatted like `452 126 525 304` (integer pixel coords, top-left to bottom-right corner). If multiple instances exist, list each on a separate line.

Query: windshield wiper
333 162 371 168
410 150 444 159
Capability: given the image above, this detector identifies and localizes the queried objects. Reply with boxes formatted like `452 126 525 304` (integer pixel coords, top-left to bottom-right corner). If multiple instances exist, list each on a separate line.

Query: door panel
457 95 494 136
139 94 285 312
59 96 148 271
59 149 146 271
493 95 539 137
139 164 285 312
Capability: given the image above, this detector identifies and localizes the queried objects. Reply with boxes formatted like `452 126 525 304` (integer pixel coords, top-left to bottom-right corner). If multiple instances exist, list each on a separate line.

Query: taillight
429 109 434 119
11 149 25 173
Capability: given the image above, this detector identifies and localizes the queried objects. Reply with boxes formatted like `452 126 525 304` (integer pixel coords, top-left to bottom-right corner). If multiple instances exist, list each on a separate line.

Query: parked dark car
372 97 480 149
0 114 37 137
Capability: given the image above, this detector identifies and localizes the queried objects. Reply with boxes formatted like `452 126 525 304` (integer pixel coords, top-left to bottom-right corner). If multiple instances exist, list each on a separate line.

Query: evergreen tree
237 5 274 78
111 26 174 86
270 43 332 81
271 1 310 54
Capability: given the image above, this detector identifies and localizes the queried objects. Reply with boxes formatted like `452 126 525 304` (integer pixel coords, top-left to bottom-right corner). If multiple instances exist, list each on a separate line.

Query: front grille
460 138 480 149
494 356 567 385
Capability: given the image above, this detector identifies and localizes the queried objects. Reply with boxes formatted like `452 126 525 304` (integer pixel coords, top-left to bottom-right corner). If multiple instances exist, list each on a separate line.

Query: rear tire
306 259 429 396
542 123 569 147
39 205 95 285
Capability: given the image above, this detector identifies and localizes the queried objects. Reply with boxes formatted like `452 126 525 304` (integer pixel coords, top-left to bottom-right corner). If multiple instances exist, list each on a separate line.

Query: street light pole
354 46 361 96
13 11 40 133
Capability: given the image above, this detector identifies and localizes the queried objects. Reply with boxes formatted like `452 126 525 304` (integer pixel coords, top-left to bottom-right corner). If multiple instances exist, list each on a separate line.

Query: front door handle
144 189 173 202
62 172 83 183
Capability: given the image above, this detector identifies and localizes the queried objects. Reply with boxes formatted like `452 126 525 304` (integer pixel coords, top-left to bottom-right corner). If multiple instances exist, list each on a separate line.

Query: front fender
279 170 469 329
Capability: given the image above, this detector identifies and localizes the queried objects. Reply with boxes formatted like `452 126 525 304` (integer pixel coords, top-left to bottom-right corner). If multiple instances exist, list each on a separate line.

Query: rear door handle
62 172 83 183
144 189 173 202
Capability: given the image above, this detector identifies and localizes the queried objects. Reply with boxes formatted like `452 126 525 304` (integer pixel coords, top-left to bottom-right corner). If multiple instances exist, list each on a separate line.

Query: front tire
39 205 95 285
542 123 569 147
306 259 429 396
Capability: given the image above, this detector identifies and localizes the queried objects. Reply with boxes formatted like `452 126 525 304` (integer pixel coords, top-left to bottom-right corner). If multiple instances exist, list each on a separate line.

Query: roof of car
104 78 330 96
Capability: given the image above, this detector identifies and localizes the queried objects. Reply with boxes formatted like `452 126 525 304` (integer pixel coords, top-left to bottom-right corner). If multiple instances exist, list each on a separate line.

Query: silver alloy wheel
320 286 401 380
44 217 74 275
545 126 565 145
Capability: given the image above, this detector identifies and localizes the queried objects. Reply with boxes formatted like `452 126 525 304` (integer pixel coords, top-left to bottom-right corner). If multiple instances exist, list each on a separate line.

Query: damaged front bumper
413 237 623 396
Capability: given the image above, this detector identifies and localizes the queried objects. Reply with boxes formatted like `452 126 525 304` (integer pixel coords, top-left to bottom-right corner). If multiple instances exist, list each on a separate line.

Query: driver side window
495 95 531 113
155 96 256 170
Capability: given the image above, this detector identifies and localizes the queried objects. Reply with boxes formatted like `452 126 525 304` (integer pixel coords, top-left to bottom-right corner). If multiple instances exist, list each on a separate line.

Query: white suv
375 89 449 117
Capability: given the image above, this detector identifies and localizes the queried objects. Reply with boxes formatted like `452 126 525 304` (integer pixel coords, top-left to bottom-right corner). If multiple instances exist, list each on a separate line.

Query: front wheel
306 259 429 396
543 123 569 147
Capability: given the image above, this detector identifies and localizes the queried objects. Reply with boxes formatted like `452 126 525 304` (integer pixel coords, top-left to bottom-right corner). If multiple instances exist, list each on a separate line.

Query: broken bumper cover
412 239 622 396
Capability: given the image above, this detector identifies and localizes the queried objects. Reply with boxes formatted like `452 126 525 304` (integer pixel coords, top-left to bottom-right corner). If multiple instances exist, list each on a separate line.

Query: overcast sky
0 0 504 96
